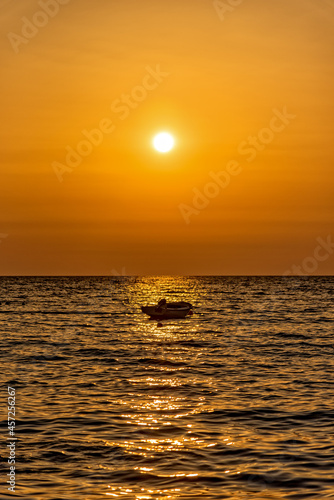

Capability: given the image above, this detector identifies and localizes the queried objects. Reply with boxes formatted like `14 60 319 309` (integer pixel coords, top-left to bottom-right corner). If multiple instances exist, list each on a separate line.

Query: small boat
141 299 193 320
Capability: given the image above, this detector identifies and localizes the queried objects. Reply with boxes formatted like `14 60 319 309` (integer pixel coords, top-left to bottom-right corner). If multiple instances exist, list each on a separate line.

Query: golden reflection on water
103 286 199 497
106 485 184 499
103 278 223 498
103 278 295 499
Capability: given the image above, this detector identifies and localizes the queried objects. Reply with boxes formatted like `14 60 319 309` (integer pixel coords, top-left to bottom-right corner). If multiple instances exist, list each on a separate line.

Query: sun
152 132 175 153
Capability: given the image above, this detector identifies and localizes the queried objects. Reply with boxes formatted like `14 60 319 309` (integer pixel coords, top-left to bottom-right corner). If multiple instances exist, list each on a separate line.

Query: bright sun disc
153 132 175 153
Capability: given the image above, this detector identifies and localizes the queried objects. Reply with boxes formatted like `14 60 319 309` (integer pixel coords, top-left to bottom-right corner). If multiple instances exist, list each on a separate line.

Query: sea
1 276 334 500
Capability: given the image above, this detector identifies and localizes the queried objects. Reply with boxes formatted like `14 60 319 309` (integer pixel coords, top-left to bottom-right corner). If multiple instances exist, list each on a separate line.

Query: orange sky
0 0 333 275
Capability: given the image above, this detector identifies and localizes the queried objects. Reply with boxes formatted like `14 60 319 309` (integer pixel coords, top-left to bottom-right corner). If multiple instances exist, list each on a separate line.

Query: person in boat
156 298 167 313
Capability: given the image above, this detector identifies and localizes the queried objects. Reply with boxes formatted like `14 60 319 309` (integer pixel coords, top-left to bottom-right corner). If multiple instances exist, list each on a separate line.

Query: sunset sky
0 0 333 275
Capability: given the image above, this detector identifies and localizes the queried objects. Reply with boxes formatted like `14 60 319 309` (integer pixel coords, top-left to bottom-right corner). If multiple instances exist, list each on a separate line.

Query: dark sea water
1 276 334 500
